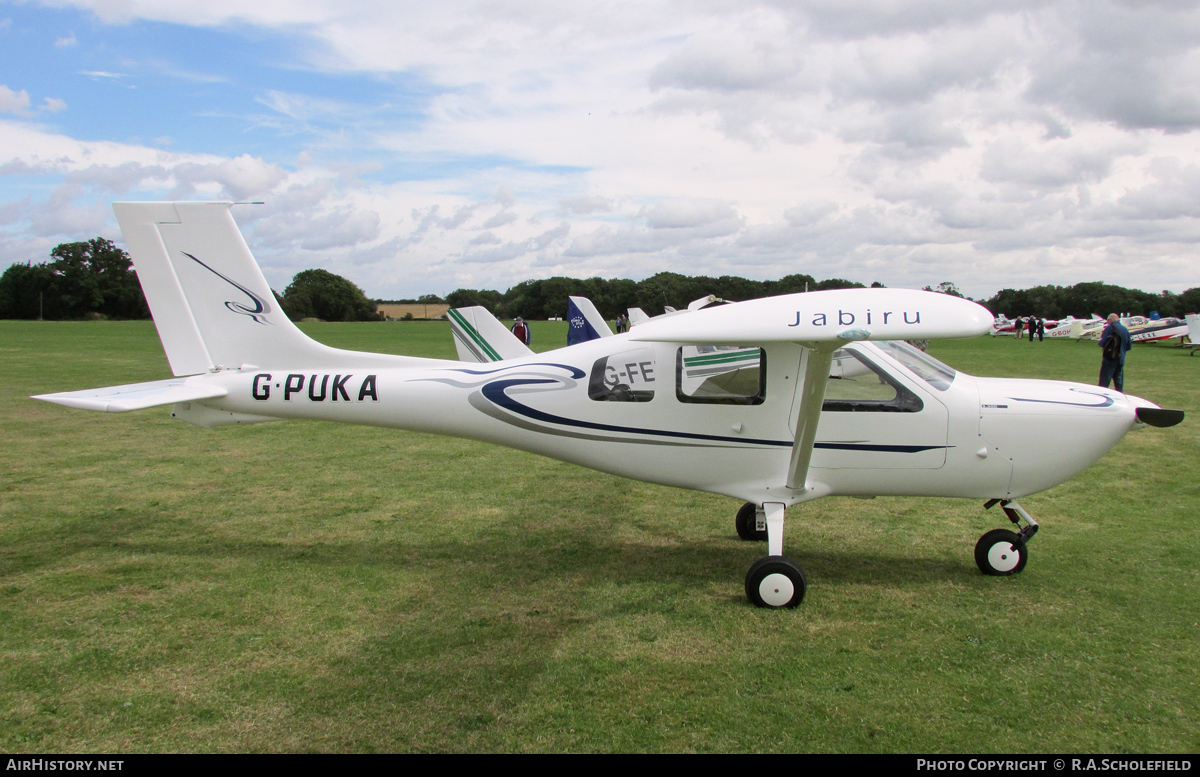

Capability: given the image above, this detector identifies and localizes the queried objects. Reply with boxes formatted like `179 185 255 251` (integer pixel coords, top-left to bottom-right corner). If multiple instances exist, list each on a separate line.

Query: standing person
1037 318 1045 342
1014 316 1024 340
1028 317 1036 342
1098 314 1133 392
511 316 531 346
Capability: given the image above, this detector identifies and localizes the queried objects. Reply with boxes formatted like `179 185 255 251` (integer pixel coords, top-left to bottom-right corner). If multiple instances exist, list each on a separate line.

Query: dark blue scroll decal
182 251 273 325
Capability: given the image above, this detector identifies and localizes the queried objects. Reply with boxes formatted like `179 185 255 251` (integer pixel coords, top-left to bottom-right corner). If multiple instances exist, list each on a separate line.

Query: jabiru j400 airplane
33 202 1185 608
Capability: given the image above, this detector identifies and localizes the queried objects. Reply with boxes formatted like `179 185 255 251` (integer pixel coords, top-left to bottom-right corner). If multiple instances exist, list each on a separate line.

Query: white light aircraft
33 202 1186 609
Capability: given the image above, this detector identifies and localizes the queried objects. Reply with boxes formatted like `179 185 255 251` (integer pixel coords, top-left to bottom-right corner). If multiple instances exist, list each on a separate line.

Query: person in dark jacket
1098 314 1133 391
511 317 531 345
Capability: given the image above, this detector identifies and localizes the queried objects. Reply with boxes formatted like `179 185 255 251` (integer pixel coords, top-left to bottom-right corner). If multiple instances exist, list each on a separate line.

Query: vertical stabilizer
447 306 534 362
114 201 427 375
566 296 613 346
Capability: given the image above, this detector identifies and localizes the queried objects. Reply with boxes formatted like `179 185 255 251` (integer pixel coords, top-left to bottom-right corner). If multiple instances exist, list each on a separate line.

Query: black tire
974 529 1028 576
745 556 807 608
735 502 768 541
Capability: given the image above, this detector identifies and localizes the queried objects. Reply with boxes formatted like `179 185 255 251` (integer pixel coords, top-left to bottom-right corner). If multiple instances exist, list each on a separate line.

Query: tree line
0 242 381 322
443 273 876 320
986 282 1200 321
2 238 1197 322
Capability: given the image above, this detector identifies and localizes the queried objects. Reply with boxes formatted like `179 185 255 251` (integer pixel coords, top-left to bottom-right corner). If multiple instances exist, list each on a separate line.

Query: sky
2 0 1199 301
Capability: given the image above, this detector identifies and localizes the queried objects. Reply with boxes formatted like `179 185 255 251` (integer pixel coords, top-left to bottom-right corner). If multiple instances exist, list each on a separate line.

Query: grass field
1 319 1197 753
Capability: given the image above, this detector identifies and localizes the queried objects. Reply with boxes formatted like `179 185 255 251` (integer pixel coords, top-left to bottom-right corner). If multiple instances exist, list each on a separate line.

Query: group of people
1013 316 1046 342
1013 311 1132 392
510 313 632 344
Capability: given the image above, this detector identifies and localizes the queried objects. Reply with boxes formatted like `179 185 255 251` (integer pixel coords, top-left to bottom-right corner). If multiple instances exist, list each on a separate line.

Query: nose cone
976 378 1141 498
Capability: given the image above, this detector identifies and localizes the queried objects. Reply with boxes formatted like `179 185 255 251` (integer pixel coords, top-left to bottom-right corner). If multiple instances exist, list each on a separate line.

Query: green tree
0 262 55 319
446 287 505 316
0 239 147 320
282 269 378 322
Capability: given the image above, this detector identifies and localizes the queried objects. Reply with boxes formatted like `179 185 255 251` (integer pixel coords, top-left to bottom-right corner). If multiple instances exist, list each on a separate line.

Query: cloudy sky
2 0 1199 301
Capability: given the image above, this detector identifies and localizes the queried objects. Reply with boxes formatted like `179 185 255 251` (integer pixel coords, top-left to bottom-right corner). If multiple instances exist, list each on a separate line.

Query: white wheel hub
987 541 1020 573
758 572 795 607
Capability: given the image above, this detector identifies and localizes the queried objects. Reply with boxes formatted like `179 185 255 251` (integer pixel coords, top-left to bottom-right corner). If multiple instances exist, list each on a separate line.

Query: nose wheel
974 529 1028 575
977 499 1039 576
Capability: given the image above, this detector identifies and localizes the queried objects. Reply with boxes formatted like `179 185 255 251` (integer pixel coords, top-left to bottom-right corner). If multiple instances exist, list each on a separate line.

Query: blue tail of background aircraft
567 295 613 346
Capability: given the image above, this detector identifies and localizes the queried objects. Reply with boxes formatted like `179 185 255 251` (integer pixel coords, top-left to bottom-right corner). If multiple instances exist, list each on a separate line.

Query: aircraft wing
630 287 993 493
33 378 227 412
628 287 993 345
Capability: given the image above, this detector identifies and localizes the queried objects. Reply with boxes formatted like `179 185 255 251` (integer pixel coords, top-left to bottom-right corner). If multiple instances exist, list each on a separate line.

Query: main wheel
745 556 807 608
974 529 1028 576
735 502 767 541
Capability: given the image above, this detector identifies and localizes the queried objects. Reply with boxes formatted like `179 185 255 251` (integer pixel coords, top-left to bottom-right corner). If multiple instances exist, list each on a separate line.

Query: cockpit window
589 347 656 402
823 349 923 412
676 346 765 405
873 341 956 391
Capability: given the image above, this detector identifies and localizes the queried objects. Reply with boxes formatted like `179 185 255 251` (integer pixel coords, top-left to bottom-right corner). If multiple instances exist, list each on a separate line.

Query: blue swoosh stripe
814 442 947 453
481 377 792 447
480 377 948 454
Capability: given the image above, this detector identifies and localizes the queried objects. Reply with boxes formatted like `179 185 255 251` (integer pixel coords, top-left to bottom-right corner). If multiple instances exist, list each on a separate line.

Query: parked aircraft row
992 313 1191 342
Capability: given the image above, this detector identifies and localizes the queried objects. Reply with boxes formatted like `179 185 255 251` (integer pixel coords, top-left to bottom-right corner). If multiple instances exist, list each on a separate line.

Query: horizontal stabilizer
33 378 227 413
630 288 992 345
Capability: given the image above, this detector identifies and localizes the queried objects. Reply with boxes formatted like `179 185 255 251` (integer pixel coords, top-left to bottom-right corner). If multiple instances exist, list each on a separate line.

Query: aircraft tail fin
566 296 613 346
446 306 534 362
114 202 421 375
628 307 650 327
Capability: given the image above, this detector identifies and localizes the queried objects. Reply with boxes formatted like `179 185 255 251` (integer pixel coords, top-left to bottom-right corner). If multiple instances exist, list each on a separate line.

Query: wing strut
786 345 836 491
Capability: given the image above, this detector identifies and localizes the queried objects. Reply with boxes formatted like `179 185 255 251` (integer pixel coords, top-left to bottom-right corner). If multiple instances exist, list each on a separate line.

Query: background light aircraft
1076 314 1190 343
32 202 1185 609
1044 315 1101 338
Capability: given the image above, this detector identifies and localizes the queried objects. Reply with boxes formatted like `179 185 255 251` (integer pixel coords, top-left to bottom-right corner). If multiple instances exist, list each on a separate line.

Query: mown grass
1 320 1197 752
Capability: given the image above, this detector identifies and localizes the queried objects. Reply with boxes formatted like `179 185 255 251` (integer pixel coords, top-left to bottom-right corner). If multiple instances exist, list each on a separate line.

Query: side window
676 346 765 405
823 348 923 412
589 347 656 402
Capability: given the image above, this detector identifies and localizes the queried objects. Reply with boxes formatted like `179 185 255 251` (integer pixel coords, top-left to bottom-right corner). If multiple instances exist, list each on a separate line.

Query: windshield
873 341 956 391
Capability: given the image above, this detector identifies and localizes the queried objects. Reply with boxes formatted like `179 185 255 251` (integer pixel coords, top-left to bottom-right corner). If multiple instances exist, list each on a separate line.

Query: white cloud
482 210 518 229
0 85 31 115
4 1 1200 300
560 194 615 215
